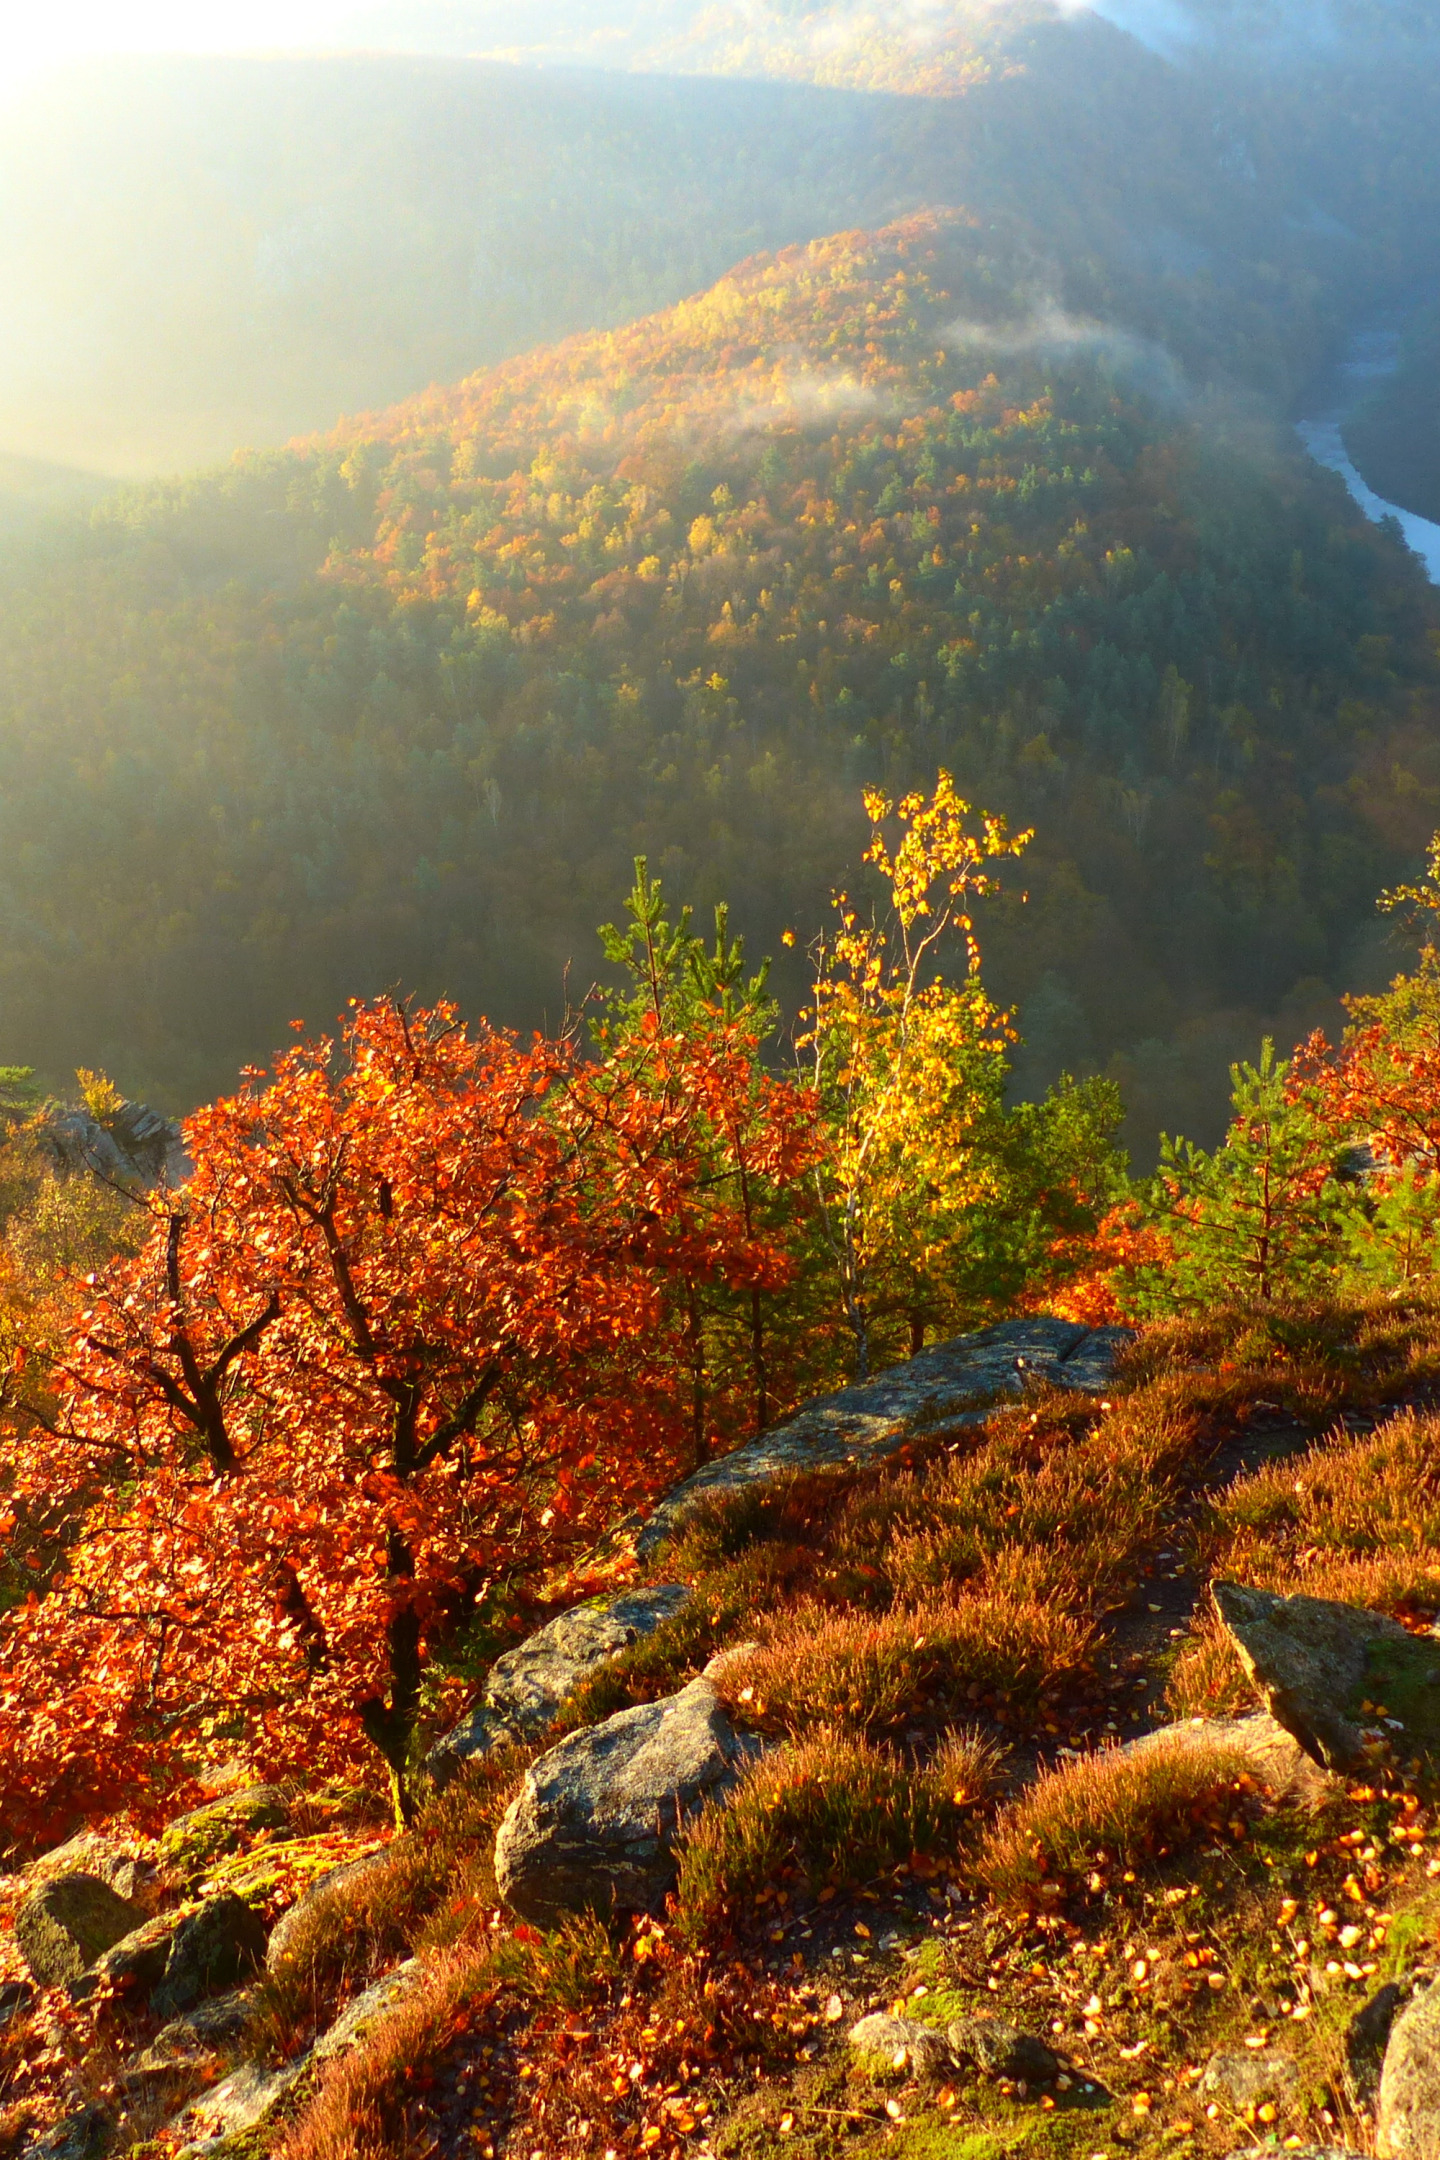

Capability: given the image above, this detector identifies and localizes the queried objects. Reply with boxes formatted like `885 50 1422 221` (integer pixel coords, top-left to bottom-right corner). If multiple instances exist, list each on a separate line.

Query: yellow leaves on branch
860 769 1030 971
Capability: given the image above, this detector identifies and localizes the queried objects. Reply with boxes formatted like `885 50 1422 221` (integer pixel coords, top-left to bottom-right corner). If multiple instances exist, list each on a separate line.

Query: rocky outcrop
494 1676 763 1925
1212 1583 1440 1772
1379 1974 1440 2156
170 2058 308 2157
313 1960 421 2061
24 1832 146 1903
636 1317 1132 1556
39 1099 190 1191
429 1584 691 1783
14 1873 145 1987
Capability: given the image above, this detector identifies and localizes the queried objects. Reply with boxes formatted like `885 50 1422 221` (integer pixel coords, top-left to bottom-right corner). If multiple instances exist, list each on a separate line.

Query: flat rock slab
1213 1583 1440 1773
636 1318 1132 1556
495 1676 763 1926
429 1584 691 1780
1380 1974 1440 2156
15 1872 145 1988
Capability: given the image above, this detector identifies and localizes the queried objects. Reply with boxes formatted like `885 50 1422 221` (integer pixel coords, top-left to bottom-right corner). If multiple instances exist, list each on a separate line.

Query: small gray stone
1212 1582 1439 1772
1348 1982 1408 2101
14 1872 144 1987
848 2013 950 2079
494 1676 763 1926
152 1895 268 2018
636 1317 1132 1556
140 1988 255 2071
429 1584 692 1781
1198 2047 1299 2109
314 1959 422 2061
948 2017 1061 2083
1380 1974 1440 2155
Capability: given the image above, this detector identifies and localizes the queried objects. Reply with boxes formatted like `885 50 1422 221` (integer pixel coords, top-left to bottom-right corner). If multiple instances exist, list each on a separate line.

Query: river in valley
1295 314 1440 581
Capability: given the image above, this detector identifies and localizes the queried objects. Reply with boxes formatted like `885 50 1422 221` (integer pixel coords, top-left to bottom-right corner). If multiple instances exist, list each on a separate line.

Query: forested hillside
2 0 1437 475
0 208 1436 1151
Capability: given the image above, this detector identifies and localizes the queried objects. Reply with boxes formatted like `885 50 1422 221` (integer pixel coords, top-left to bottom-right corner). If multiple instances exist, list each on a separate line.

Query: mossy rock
157 1788 292 1877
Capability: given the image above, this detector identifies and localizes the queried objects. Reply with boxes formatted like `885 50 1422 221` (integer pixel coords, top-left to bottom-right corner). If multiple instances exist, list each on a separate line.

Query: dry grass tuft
716 1593 1093 1737
674 1725 1000 1938
981 1732 1258 1905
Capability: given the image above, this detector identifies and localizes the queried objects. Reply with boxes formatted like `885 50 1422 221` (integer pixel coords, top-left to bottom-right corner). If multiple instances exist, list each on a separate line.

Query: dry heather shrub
982 1733 1257 1904
1216 1411 1440 1571
717 1594 1093 1737
259 1747 531 2046
674 1725 1000 1937
275 1920 619 2160
1165 1611 1254 1720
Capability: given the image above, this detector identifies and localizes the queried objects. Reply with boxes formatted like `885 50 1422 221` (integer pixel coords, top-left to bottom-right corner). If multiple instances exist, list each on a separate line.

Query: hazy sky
0 4 373 96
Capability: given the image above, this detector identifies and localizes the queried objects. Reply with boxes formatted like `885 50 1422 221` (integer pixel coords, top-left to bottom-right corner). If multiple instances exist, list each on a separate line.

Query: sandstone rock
152 1895 268 2018
1379 1974 1440 2156
1198 2047 1299 2109
429 1584 691 1781
170 2058 307 2157
314 1959 422 2062
1212 1582 1440 1772
157 1786 291 1877
636 1317 1132 1557
948 2017 1061 2083
14 1872 145 1987
847 2012 951 2078
1124 1711 1340 1809
1349 1982 1408 2101
495 1676 763 1925
265 1847 391 1972
40 1098 190 1191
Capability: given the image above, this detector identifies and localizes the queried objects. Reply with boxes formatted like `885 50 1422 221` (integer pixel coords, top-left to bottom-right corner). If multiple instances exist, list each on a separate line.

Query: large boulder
494 1676 763 1925
635 1317 1132 1557
428 1584 691 1783
75 1894 266 2013
1212 1583 1440 1773
14 1873 145 1987
169 2058 308 2158
1380 1975 1440 2156
152 1895 268 2018
25 1832 146 1903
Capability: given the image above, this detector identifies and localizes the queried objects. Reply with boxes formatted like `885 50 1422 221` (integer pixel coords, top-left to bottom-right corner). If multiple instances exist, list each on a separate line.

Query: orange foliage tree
0 997 815 1837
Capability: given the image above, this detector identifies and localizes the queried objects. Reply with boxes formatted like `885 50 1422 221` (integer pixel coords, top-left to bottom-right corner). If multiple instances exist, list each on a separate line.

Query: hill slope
1 209 1437 1148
